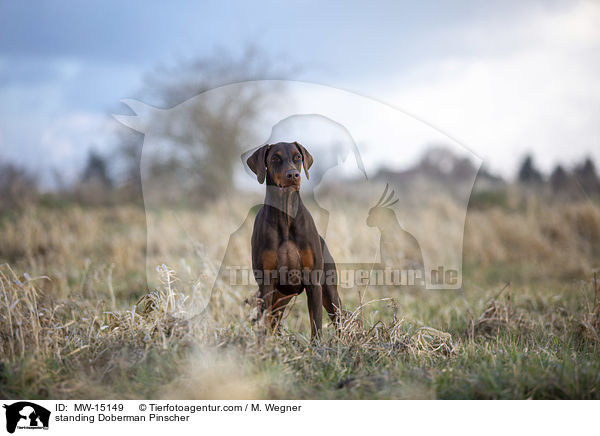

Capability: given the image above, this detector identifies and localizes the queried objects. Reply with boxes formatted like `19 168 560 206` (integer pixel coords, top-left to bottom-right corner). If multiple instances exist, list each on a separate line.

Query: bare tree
118 47 288 202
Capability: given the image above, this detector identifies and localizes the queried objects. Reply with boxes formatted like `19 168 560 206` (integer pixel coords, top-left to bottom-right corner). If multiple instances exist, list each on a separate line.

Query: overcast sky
1 1 599 185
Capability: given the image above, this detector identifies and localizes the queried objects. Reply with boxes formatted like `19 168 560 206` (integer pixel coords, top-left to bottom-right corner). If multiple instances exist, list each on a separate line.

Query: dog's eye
293 154 301 161
272 155 280 162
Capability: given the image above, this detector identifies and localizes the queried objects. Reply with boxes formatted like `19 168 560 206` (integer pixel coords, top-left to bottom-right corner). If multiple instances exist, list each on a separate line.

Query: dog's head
247 141 313 190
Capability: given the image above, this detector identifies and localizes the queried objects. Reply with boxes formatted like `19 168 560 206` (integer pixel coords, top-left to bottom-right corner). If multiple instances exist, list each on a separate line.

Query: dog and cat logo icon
2 402 50 433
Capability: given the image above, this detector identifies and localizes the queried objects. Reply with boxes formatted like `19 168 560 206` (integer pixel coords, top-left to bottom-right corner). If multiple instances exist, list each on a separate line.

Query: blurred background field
1 165 600 399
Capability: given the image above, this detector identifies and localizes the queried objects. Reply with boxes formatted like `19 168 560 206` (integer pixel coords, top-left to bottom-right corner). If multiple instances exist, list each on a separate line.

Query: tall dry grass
464 200 600 279
1 192 599 398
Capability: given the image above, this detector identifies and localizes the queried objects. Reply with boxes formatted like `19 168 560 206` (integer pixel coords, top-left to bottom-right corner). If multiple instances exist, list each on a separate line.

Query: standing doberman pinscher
247 141 342 339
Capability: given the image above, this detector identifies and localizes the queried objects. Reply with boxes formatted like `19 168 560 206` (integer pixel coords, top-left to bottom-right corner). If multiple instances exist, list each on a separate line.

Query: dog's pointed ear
246 144 271 184
294 141 313 180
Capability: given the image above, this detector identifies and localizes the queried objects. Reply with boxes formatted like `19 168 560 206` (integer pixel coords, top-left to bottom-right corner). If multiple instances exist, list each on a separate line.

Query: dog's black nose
286 169 300 181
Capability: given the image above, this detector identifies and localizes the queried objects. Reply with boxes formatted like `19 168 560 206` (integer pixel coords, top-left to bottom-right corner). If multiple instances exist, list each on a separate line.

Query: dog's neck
264 184 302 221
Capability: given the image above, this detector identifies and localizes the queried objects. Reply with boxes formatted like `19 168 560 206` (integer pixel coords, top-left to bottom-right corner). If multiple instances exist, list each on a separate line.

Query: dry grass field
1 190 600 399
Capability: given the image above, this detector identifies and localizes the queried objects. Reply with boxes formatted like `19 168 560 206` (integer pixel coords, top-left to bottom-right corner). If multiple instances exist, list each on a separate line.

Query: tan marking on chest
300 246 314 270
261 250 278 271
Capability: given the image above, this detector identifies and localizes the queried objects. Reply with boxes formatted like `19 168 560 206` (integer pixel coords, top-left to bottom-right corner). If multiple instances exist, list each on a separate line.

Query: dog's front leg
306 283 323 340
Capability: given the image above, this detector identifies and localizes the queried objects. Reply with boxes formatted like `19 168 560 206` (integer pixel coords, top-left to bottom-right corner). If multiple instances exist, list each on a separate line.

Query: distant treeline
2 147 599 214
518 154 600 196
